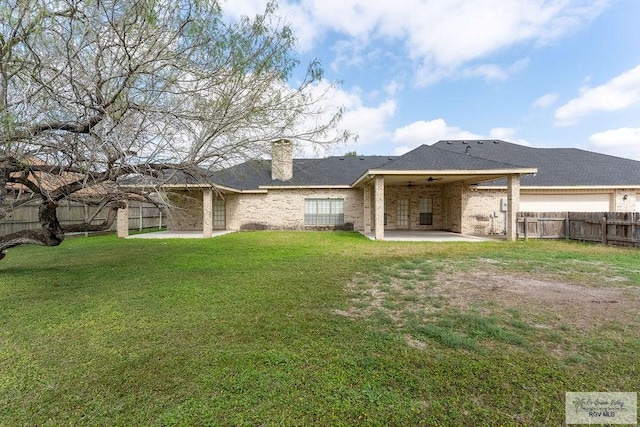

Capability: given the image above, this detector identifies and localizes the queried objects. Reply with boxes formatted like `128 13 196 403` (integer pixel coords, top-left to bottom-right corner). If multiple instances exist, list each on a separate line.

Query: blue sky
223 0 640 160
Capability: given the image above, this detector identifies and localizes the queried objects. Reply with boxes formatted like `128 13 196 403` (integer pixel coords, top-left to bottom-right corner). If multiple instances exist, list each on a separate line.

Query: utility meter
500 197 508 212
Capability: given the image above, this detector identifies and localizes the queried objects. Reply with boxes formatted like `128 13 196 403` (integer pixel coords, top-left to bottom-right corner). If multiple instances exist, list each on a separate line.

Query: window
419 198 433 225
397 199 409 228
305 199 344 226
213 199 225 229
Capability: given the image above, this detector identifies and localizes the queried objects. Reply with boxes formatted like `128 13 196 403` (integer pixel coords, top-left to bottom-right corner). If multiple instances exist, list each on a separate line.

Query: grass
1 232 639 425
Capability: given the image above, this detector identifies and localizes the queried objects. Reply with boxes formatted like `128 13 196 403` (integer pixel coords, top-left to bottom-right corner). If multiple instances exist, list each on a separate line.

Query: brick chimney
271 139 293 181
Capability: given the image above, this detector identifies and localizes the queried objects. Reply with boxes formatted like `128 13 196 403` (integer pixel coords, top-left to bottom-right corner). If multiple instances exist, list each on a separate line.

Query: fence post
524 217 528 240
117 201 129 238
139 204 143 232
601 216 608 246
564 216 569 239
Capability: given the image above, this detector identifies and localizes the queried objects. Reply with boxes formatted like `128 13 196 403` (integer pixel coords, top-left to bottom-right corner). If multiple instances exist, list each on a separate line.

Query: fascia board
365 168 538 175
475 185 640 191
152 183 267 194
352 168 538 187
258 185 352 190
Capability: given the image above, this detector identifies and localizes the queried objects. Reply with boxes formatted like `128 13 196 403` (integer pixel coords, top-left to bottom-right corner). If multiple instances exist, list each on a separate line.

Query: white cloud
221 0 610 85
293 81 398 157
401 1 607 72
322 85 398 147
460 58 530 83
384 80 402 97
463 64 509 82
221 0 319 50
488 127 531 146
298 88 529 157
341 99 397 144
588 127 640 160
388 121 530 155
337 0 605 85
533 93 559 108
390 119 482 154
555 64 640 126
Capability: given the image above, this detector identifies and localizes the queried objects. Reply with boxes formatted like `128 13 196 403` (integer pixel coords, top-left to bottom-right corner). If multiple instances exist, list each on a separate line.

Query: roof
164 145 535 191
158 139 640 191
433 140 640 187
161 156 397 191
6 157 114 198
372 144 531 172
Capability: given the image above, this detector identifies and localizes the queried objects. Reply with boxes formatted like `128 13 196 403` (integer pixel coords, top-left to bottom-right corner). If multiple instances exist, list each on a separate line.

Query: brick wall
225 188 364 231
165 185 639 236
271 140 293 181
165 189 206 230
168 186 453 233
382 185 444 230
614 190 637 212
167 188 366 231
444 183 464 233
462 188 507 235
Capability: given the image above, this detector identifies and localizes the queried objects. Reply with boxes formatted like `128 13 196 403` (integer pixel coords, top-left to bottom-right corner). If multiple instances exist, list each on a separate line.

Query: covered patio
350 144 537 241
356 173 530 241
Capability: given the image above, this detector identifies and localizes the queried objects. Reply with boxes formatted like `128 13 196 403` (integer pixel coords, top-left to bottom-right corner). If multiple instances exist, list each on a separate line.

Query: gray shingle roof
207 156 397 190
206 145 531 190
433 140 640 186
375 144 531 171
159 140 640 190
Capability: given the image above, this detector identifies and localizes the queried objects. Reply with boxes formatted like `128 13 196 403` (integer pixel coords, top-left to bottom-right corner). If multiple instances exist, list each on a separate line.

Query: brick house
434 140 640 235
119 139 640 241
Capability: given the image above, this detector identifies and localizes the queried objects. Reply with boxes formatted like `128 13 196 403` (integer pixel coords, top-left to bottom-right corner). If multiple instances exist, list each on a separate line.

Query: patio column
507 174 520 241
363 184 371 235
117 201 129 238
203 188 213 238
374 175 385 240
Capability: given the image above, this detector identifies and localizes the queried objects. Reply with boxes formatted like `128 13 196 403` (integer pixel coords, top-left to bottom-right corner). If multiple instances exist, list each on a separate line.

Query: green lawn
1 232 638 425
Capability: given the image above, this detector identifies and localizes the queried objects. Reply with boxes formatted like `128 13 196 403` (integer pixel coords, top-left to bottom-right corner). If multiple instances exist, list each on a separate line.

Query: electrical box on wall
500 197 508 212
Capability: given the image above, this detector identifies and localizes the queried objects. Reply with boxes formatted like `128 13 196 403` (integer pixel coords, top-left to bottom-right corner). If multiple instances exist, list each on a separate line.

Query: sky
222 0 640 160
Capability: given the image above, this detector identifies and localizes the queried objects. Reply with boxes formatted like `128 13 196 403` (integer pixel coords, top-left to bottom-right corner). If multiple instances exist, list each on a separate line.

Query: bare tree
0 0 349 260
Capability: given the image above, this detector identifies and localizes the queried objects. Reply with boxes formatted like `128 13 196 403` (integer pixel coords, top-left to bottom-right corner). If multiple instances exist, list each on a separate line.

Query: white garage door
521 194 611 212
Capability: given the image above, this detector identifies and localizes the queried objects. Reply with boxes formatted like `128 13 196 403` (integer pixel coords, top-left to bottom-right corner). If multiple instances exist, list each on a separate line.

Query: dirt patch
338 264 640 335
337 270 440 326
434 269 640 331
337 259 640 357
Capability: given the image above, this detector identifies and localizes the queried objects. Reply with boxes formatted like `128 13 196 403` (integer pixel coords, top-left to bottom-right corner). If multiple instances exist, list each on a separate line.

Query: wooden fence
0 200 165 235
517 212 640 247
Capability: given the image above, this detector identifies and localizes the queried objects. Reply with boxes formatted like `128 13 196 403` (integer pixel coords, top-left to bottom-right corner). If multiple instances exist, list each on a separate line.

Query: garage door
521 194 611 212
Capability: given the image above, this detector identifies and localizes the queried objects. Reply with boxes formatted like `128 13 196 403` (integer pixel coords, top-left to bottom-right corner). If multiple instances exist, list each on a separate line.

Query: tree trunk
0 200 125 260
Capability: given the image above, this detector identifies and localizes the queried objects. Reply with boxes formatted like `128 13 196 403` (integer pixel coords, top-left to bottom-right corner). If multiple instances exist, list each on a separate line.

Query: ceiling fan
426 176 443 183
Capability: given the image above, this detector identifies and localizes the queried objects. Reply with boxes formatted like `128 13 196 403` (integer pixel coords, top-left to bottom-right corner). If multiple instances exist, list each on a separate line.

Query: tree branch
61 200 125 233
4 114 104 143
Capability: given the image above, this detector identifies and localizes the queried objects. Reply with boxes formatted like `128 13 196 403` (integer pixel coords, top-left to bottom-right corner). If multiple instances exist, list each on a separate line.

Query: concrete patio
127 229 493 242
